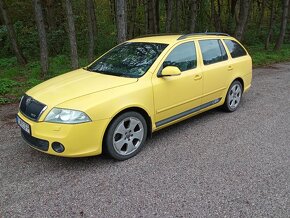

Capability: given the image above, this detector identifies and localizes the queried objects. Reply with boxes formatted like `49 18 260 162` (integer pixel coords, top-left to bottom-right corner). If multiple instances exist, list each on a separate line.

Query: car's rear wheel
104 111 147 160
223 80 243 112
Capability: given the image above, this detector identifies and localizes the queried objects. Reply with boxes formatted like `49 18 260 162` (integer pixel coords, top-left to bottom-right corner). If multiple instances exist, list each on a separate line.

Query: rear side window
199 39 228 65
224 40 247 58
163 42 197 72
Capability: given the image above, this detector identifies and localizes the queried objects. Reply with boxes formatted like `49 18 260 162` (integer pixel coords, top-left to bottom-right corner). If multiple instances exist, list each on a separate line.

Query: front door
152 41 203 127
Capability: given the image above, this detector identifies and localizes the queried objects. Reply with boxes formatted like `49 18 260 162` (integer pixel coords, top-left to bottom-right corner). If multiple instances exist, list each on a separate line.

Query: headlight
45 108 91 124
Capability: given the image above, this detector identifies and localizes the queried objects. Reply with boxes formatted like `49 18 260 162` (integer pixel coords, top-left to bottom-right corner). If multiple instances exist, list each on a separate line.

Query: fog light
52 142 65 153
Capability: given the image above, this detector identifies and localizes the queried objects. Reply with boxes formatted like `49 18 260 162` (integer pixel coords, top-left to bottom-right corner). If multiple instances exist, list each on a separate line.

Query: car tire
104 111 148 160
223 80 243 112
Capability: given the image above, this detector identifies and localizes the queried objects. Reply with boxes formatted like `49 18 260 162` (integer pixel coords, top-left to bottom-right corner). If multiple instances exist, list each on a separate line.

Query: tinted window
224 40 247 58
87 42 168 78
199 39 228 65
163 42 197 72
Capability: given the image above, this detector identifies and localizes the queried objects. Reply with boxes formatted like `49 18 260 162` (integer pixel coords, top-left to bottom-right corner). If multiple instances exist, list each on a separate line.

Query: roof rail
134 33 179 39
178 32 230 40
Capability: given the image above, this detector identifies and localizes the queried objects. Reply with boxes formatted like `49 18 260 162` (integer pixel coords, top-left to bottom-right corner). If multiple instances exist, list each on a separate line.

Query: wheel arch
232 77 244 92
103 106 153 147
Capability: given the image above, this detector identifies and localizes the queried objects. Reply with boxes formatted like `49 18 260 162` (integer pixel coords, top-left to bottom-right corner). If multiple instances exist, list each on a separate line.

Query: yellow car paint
17 34 252 157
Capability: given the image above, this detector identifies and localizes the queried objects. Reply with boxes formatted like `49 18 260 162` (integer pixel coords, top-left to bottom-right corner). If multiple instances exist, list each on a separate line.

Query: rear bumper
17 112 110 157
243 73 252 93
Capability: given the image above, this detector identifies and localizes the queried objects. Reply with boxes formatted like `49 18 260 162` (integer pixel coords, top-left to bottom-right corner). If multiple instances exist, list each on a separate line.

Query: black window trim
218 40 228 61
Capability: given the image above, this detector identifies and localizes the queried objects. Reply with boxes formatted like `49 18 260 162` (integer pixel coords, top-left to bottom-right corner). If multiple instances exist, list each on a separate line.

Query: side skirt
155 98 222 127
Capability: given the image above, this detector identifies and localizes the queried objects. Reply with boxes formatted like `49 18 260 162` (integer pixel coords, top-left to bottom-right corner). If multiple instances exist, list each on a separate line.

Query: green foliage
48 29 68 56
0 78 19 95
0 55 90 104
15 21 39 58
248 44 290 67
26 78 42 87
0 97 11 104
0 25 10 58
0 56 17 68
0 78 20 104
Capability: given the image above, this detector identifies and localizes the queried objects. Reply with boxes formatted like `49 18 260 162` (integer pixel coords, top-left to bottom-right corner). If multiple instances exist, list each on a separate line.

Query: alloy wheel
113 117 144 156
228 83 242 109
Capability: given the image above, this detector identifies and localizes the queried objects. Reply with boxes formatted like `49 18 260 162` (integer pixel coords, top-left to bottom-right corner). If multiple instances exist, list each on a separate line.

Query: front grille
21 130 49 151
19 95 47 121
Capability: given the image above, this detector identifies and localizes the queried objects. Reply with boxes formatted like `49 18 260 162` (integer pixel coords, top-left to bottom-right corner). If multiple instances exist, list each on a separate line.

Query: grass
1 43 290 104
0 55 88 104
247 43 290 67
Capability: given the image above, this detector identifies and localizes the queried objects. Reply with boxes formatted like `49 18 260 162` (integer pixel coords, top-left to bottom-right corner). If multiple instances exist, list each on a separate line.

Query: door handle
228 66 233 71
194 74 202 80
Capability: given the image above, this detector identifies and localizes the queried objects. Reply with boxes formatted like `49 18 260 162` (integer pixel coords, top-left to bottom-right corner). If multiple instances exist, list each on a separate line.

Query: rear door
198 39 230 104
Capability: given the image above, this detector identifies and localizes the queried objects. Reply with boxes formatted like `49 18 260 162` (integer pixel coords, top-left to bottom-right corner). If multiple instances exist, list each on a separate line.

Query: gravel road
1 63 290 217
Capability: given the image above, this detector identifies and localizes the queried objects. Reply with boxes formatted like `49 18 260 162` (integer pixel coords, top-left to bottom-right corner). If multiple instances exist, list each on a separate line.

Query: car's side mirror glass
160 66 181 77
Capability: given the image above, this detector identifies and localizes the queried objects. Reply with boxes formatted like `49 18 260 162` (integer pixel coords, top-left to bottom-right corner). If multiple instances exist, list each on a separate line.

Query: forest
0 0 289 104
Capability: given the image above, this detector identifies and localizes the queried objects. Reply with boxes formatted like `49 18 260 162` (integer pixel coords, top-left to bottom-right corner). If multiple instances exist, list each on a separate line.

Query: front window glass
87 42 168 78
163 42 197 72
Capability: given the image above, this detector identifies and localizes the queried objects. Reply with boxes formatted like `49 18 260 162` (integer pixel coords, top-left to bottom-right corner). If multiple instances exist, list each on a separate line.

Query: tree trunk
86 0 97 62
189 0 197 32
43 0 56 31
166 0 173 32
211 0 222 32
116 0 127 43
231 0 238 17
109 0 116 24
128 0 137 39
234 0 251 41
265 0 275 50
64 0 78 69
274 0 289 50
148 0 154 33
147 0 159 34
0 0 27 65
257 0 266 30
155 0 159 32
90 1 97 39
33 0 49 76
144 0 148 34
174 0 179 32
226 0 237 33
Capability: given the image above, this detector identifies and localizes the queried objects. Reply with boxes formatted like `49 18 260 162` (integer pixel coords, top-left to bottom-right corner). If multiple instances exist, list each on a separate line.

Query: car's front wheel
223 80 243 112
104 111 147 160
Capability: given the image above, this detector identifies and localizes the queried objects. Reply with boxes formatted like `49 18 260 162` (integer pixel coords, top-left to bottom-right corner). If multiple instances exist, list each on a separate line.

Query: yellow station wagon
16 33 252 160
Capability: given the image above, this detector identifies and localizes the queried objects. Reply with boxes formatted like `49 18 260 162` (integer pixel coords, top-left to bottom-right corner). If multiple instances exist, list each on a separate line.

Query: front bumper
17 112 110 157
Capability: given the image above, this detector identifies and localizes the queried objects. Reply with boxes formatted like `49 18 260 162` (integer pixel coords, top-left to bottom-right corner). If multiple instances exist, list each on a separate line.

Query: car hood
27 69 138 106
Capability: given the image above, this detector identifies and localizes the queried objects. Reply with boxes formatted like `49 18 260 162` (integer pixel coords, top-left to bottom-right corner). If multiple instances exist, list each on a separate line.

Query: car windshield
87 42 168 78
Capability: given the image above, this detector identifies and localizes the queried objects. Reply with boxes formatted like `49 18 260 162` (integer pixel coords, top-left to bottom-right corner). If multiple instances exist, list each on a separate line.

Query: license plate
16 116 31 134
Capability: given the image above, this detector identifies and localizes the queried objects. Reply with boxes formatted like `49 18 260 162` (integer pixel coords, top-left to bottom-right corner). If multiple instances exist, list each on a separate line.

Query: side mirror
160 66 181 77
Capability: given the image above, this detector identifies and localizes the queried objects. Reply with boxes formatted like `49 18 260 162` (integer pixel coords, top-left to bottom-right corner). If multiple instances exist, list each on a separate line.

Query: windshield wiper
83 67 93 72
88 69 135 78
